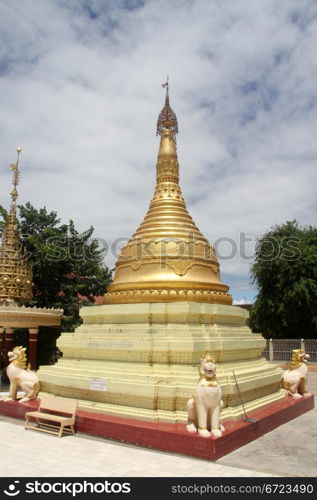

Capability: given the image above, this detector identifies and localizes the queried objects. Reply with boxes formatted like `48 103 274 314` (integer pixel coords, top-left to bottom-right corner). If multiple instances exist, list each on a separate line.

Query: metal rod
232 371 259 423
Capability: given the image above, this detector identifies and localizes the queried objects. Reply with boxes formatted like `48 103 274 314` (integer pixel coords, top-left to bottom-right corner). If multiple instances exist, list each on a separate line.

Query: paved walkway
0 414 274 478
219 403 317 477
0 371 316 478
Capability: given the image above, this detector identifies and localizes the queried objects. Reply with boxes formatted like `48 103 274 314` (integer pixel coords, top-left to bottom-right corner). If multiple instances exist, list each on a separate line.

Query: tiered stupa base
37 302 284 422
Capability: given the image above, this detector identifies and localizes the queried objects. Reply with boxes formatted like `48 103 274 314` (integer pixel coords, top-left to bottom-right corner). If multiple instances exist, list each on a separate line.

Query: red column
0 326 4 368
2 327 14 369
28 327 39 370
0 326 4 348
5 328 14 355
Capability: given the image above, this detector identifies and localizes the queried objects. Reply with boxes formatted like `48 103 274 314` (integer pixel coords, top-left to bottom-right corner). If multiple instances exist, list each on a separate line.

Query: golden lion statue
186 353 224 438
4 346 40 403
281 349 311 398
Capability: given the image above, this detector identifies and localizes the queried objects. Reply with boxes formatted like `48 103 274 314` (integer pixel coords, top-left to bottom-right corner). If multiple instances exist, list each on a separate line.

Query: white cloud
0 0 316 302
232 299 251 306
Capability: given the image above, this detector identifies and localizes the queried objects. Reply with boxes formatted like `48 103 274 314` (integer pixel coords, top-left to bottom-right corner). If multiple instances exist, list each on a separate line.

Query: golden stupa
38 82 284 422
0 148 33 304
105 85 231 306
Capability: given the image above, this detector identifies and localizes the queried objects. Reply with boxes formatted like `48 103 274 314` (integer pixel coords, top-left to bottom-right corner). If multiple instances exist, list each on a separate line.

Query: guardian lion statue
4 346 40 403
281 349 311 398
186 353 224 438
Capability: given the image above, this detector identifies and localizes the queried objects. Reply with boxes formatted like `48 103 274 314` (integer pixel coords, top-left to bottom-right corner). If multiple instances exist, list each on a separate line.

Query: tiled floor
219 402 317 477
0 415 273 477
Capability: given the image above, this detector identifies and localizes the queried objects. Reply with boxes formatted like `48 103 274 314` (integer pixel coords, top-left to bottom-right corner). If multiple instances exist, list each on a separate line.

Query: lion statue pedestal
4 346 40 403
281 349 311 398
186 353 224 438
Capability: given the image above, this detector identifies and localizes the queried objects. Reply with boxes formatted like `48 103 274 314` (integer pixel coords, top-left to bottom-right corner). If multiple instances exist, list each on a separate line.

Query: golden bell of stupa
104 82 231 305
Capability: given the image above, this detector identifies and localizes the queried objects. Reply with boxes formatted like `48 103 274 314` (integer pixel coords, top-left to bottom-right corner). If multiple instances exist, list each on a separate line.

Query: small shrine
0 148 62 371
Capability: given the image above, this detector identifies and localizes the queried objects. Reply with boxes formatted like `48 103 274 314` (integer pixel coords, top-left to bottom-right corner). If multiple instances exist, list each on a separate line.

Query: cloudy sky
0 0 316 303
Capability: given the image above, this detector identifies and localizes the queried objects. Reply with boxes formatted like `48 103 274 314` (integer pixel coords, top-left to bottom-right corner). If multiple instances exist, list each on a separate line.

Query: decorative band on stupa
0 147 33 304
104 79 232 305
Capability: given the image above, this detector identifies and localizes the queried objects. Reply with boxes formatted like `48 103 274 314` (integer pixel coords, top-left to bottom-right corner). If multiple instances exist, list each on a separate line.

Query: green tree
0 202 112 331
249 220 317 338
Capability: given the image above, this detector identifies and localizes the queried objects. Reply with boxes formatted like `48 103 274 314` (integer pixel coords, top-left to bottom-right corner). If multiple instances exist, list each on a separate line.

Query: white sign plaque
90 378 107 392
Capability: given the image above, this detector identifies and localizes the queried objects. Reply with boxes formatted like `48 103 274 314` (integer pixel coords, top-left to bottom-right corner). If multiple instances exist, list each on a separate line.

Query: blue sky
0 0 316 304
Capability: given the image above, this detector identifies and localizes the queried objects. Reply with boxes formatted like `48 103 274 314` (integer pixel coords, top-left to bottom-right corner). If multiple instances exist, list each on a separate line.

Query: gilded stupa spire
10 146 21 212
156 76 178 137
0 148 33 304
104 82 231 305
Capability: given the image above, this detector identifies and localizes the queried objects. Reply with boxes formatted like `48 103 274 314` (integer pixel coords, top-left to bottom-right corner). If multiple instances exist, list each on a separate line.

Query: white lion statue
281 349 311 398
5 346 40 403
186 353 224 438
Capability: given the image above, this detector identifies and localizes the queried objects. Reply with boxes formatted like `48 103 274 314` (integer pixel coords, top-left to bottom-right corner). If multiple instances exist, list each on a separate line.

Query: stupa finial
162 75 169 97
9 146 22 213
156 76 178 137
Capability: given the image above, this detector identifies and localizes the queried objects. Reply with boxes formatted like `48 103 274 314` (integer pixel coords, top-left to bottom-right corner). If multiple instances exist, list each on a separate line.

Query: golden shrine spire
104 83 231 305
10 146 21 213
0 148 33 304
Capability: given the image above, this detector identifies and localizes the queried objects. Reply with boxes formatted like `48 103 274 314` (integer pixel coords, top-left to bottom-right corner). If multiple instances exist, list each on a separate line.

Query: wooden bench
25 397 78 438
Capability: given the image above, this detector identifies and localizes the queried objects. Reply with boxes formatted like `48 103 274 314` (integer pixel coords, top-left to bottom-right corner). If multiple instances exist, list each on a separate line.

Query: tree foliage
0 202 112 331
249 220 317 338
